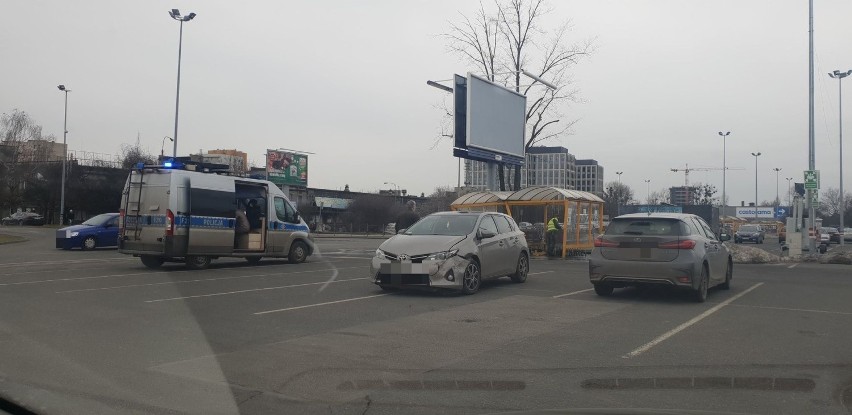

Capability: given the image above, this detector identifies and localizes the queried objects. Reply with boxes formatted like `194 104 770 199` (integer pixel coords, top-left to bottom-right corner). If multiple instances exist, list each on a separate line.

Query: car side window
106 216 119 227
493 215 513 234
696 218 717 240
274 197 296 222
687 218 704 236
479 215 499 237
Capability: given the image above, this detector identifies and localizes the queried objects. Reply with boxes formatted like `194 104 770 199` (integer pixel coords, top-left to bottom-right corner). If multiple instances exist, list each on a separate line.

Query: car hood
58 224 99 233
380 234 468 256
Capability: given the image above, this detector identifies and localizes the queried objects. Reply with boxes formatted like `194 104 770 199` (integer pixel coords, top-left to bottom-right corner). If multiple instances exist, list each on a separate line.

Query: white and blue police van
118 160 313 269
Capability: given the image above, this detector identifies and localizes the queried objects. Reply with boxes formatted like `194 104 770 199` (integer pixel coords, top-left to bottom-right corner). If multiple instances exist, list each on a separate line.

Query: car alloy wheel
461 261 481 295
82 236 97 250
511 253 528 283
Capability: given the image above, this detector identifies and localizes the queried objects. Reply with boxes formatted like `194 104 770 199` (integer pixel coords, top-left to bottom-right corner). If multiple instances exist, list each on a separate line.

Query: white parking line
725 303 852 315
528 271 554 276
0 258 134 267
787 263 799 269
254 294 390 315
622 282 764 359
56 266 368 293
145 277 367 303
552 288 593 298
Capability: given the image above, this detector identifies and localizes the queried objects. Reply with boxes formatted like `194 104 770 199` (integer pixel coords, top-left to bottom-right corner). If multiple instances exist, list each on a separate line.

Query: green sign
810 191 819 207
266 150 308 187
804 170 820 190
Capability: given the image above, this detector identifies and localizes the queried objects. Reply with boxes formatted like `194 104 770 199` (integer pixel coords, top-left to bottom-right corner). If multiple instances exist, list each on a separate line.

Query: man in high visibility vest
546 216 562 257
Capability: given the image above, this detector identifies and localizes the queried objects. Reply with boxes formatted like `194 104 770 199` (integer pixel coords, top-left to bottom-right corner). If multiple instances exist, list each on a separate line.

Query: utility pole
807 0 816 252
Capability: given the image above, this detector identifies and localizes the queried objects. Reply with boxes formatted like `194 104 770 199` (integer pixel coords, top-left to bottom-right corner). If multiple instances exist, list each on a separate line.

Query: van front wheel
288 241 308 264
185 255 212 270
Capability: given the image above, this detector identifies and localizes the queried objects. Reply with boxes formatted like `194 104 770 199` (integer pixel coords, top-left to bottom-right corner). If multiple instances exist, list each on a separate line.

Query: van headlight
70 231 79 237
427 250 458 261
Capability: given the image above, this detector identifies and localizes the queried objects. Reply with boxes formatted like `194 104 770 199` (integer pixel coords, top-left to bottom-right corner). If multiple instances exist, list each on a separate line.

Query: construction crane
670 164 744 187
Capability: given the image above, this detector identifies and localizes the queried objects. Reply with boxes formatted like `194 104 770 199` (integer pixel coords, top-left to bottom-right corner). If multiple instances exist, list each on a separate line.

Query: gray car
588 213 733 302
370 211 530 294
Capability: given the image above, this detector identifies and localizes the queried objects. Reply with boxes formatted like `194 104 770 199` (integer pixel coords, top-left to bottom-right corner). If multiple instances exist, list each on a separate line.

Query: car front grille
382 252 429 263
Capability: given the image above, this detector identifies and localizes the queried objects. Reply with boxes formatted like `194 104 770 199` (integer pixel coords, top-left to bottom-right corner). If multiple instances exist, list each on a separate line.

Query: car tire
693 266 709 303
461 260 481 295
593 283 614 296
245 256 262 265
185 255 212 270
510 253 529 283
720 259 732 290
82 236 97 251
140 255 164 269
288 241 308 264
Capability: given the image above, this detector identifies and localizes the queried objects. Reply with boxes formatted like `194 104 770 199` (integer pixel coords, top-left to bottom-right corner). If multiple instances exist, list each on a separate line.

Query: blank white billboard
466 73 526 159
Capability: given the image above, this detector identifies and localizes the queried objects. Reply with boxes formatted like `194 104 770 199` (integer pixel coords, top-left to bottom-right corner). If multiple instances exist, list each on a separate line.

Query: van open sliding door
186 175 236 255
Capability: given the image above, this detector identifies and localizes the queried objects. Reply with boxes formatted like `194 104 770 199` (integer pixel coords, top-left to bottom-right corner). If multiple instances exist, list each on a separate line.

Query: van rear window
606 218 686 236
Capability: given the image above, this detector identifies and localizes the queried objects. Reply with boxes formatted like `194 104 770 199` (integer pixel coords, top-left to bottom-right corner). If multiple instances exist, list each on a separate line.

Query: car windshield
606 218 683 236
404 214 477 236
81 214 113 226
739 225 760 232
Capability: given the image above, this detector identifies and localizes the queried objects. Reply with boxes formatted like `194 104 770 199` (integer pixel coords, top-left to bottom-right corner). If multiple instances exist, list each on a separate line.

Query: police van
118 161 313 269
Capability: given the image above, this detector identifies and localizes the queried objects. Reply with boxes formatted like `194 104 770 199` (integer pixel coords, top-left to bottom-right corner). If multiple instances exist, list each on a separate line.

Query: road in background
1 227 851 414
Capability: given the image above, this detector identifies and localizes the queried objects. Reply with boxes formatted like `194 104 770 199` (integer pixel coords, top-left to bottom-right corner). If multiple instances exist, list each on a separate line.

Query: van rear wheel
140 255 164 269
288 241 308 263
185 255 212 270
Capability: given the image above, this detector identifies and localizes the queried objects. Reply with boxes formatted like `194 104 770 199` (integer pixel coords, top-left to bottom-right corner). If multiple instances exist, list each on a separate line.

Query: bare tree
648 189 671 205
0 110 56 213
119 143 156 169
603 181 634 218
690 183 718 206
443 0 594 190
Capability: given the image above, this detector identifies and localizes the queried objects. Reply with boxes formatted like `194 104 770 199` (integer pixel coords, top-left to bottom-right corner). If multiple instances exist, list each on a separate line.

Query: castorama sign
735 207 776 219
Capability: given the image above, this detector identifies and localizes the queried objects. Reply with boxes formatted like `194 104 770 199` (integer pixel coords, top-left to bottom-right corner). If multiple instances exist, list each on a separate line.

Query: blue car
56 213 120 250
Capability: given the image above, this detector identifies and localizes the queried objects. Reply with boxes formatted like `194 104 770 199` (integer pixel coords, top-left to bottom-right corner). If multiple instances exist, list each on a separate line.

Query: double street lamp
829 69 851 245
751 152 762 221
786 177 794 206
644 179 651 203
616 171 623 183
168 8 197 158
773 168 782 205
57 85 71 225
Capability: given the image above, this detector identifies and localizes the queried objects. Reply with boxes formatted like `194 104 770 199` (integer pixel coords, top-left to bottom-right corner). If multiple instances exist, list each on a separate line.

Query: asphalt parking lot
1 227 851 414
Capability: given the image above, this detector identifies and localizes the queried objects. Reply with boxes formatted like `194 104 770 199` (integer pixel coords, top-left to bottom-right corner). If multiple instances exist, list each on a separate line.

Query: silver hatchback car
588 213 733 302
371 211 530 294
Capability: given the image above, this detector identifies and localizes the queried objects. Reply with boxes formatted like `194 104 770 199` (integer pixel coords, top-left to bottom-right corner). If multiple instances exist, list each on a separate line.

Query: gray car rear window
606 218 687 236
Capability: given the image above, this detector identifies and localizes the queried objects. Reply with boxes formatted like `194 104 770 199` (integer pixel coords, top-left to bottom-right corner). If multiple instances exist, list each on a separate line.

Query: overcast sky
3 0 851 205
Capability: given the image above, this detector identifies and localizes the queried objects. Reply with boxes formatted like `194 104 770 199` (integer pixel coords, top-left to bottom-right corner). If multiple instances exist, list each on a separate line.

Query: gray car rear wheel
693 265 709 303
593 283 614 296
461 260 481 295
510 253 528 283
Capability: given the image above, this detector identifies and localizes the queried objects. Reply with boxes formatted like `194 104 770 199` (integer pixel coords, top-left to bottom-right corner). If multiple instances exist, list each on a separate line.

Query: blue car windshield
82 214 113 226
404 214 477 236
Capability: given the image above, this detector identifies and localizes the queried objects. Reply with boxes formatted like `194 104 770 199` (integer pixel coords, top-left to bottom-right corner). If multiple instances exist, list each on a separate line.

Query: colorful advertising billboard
266 150 308 187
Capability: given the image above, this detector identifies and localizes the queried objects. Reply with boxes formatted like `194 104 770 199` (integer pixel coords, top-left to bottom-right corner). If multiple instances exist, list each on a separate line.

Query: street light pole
786 177 794 206
616 171 623 183
829 69 851 245
57 85 71 225
718 131 731 207
752 152 762 221
773 168 782 205
384 181 400 203
644 179 651 204
168 9 196 158
161 136 173 159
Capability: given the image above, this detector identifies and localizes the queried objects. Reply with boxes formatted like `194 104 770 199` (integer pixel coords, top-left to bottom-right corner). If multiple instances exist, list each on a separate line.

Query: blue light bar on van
164 161 173 168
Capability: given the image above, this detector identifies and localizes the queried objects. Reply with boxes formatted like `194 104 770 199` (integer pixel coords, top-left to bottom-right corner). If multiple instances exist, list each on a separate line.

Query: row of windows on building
464 147 604 196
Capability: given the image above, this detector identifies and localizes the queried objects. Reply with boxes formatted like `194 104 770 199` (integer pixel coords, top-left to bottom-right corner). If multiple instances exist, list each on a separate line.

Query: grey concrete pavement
0 229 851 414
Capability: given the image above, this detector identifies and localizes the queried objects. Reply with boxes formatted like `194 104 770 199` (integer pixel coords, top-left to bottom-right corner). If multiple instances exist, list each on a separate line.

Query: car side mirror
478 229 496 240
719 233 730 241
397 228 407 234
293 212 300 223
